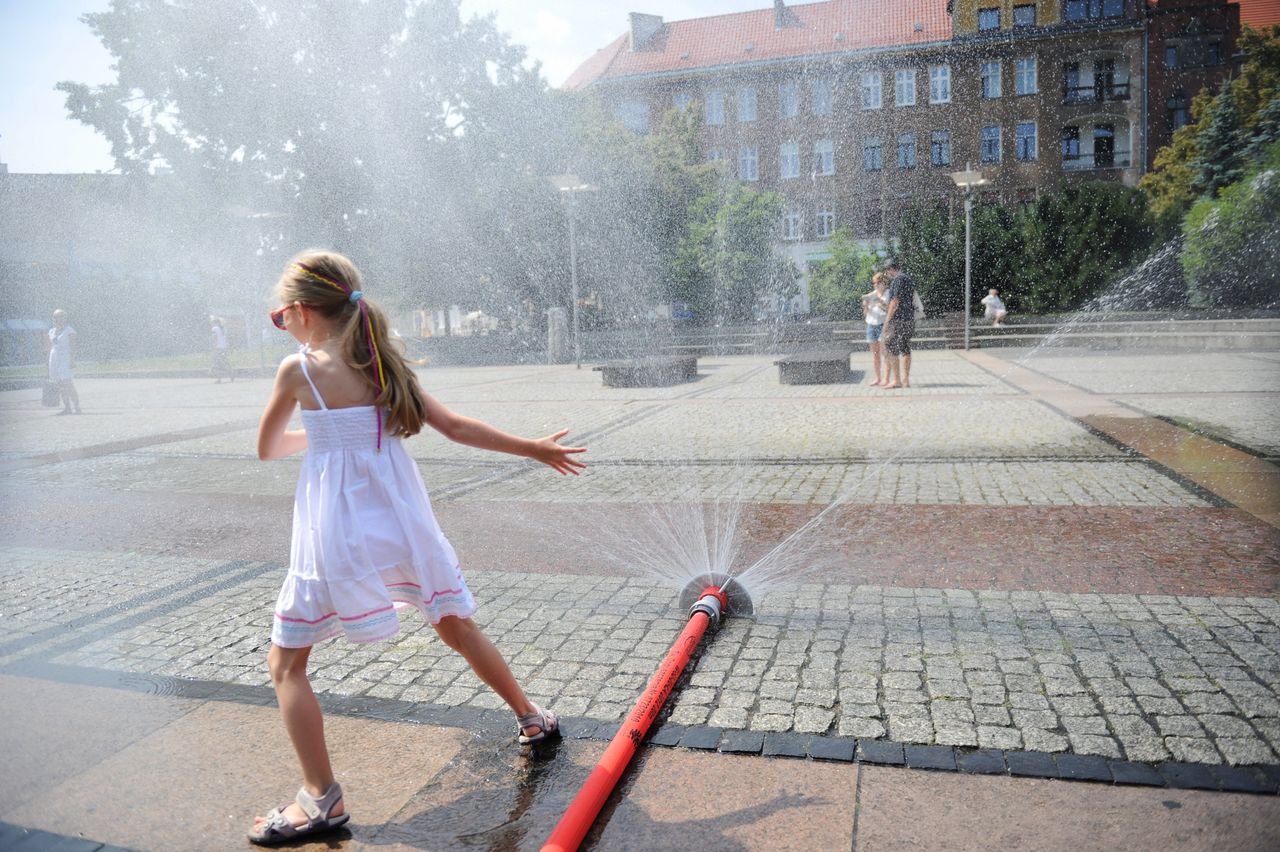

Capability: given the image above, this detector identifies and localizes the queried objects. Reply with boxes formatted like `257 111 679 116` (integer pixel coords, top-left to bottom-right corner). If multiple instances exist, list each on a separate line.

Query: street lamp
949 164 989 351
548 174 599 369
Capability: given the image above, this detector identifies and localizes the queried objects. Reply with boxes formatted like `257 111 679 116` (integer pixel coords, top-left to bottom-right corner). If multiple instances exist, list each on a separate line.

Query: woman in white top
48 309 80 415
862 272 890 386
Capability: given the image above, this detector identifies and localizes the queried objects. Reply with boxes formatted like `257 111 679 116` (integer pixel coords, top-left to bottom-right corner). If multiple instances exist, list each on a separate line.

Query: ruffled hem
270 565 477 648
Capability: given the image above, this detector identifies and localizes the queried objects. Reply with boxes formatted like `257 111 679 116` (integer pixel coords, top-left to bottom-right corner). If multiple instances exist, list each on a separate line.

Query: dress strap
297 345 328 410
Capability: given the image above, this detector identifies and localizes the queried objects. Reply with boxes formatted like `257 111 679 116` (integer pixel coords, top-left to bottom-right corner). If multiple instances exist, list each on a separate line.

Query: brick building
565 0 1252 314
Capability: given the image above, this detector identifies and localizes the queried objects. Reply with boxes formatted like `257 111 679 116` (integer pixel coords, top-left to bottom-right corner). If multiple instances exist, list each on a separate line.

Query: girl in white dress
250 250 586 845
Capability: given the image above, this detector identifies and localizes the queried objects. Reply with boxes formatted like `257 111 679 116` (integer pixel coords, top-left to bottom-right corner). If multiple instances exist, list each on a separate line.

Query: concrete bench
593 356 698 387
774 350 852 385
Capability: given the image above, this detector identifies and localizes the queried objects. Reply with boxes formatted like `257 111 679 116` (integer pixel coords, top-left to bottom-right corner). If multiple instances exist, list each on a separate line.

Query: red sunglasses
270 305 289 330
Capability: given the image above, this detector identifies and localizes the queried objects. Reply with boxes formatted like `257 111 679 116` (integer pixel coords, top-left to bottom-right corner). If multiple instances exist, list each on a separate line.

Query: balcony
1063 81 1131 104
1062 150 1132 170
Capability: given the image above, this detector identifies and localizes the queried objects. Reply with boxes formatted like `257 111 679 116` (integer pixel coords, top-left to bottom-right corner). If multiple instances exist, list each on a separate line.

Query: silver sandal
517 705 561 745
248 782 349 846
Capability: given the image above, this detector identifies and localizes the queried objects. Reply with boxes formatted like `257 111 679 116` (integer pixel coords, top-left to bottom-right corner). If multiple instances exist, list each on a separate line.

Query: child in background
250 250 586 845
981 288 1009 327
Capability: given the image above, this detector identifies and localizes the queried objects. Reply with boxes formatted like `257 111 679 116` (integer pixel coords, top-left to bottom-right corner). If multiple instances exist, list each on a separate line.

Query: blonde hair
276 250 428 438
872 272 886 287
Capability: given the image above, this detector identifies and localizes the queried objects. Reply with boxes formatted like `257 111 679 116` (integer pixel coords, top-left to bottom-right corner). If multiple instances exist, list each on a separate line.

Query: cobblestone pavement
1 348 1278 777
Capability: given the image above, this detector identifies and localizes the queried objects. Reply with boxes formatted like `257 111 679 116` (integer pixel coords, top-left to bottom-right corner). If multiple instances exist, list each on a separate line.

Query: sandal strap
518 706 548 728
296 782 342 822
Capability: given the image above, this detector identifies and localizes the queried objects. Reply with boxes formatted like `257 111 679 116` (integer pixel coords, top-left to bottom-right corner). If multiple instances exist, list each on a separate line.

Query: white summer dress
270 349 477 648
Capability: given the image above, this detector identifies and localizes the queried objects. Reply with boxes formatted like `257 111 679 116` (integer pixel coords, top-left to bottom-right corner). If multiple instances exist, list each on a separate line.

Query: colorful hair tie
348 290 364 303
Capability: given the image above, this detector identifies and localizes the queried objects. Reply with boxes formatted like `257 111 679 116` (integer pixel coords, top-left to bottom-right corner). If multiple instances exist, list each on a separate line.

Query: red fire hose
541 586 729 852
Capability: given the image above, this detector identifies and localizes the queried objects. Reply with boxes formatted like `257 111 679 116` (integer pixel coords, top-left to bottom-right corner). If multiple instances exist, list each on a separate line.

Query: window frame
780 141 801 180
737 87 758 123
782 209 803 241
815 207 836 239
978 8 1001 31
779 81 800 119
980 125 1002 164
1015 56 1038 96
705 90 725 125
981 61 1002 99
1016 121 1038 161
931 130 952 167
814 139 835 176
862 72 883 110
811 78 834 115
1013 4 1037 27
895 69 917 107
896 132 918 169
739 145 759 181
929 65 952 104
863 136 883 172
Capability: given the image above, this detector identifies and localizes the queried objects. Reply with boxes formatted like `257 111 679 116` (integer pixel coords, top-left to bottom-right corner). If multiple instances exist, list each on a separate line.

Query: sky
0 0 773 174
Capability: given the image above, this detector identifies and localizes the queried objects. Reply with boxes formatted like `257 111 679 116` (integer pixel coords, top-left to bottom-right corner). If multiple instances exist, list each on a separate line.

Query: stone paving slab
1115 395 1280 459
999 351 1280 396
7 546 1278 773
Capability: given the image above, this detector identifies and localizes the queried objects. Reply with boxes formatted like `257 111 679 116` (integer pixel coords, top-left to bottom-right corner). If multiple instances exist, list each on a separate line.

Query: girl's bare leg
433 616 544 732
254 644 344 829
870 341 883 384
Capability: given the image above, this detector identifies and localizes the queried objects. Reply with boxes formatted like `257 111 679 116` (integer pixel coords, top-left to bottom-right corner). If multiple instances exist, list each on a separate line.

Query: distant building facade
565 0 1249 315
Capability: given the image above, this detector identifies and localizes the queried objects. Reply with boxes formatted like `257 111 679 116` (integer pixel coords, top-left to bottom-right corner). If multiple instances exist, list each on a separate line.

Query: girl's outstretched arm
423 392 586 475
257 356 308 461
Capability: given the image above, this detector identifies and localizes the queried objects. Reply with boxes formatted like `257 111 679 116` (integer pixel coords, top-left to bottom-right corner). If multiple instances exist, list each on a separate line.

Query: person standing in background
211 316 234 382
48 309 81 415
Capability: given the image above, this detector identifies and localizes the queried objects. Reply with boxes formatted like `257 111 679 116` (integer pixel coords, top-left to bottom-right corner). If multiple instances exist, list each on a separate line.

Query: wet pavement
1 349 1279 850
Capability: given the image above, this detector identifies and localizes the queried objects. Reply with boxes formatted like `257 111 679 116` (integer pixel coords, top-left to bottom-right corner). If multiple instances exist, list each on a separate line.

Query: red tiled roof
1235 0 1280 30
563 0 952 91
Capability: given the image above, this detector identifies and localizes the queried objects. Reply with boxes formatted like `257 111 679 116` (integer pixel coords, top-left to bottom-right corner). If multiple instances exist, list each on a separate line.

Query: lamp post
548 174 599 369
948 165 989 350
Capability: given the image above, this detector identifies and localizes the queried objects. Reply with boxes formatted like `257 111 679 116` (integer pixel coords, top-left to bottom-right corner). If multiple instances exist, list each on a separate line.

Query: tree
57 0 562 314
894 199 1021 314
1018 183 1153 313
672 180 795 324
807 228 877 320
1191 81 1249 197
1182 141 1280 308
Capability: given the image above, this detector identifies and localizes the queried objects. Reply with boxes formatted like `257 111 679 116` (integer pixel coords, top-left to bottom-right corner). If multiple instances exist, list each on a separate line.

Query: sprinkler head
678 573 754 618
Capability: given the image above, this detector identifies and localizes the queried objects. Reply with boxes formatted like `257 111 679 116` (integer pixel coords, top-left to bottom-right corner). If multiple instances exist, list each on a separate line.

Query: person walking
48 309 81 415
880 260 917 389
862 272 890 386
249 250 587 845
210 316 234 382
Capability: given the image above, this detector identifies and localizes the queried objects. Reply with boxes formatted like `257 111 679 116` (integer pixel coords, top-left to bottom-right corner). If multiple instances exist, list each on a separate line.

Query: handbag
912 291 926 321
42 380 60 407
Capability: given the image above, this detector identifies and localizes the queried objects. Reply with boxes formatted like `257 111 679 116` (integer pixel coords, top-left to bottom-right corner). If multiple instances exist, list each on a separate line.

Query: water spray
541 574 753 852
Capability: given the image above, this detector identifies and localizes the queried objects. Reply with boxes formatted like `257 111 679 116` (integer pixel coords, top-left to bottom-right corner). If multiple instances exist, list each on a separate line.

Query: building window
897 133 917 169
673 92 692 113
1013 4 1037 26
930 65 951 104
1168 92 1190 131
1207 42 1222 66
617 101 648 132
981 61 1002 99
1165 45 1179 69
783 209 802 241
705 90 725 125
1015 57 1038 95
862 72 882 109
981 126 1002 163
814 139 835 176
1093 124 1116 167
1016 122 1037 161
780 141 801 179
739 146 759 181
1065 0 1124 21
707 147 724 162
1061 126 1081 162
779 82 800 119
815 207 835 238
895 69 917 107
931 130 952 166
978 8 1000 30
812 78 833 115
737 87 757 122
863 136 882 171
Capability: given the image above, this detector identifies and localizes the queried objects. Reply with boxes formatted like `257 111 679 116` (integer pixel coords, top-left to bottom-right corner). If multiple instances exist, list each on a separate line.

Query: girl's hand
531 429 587 476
